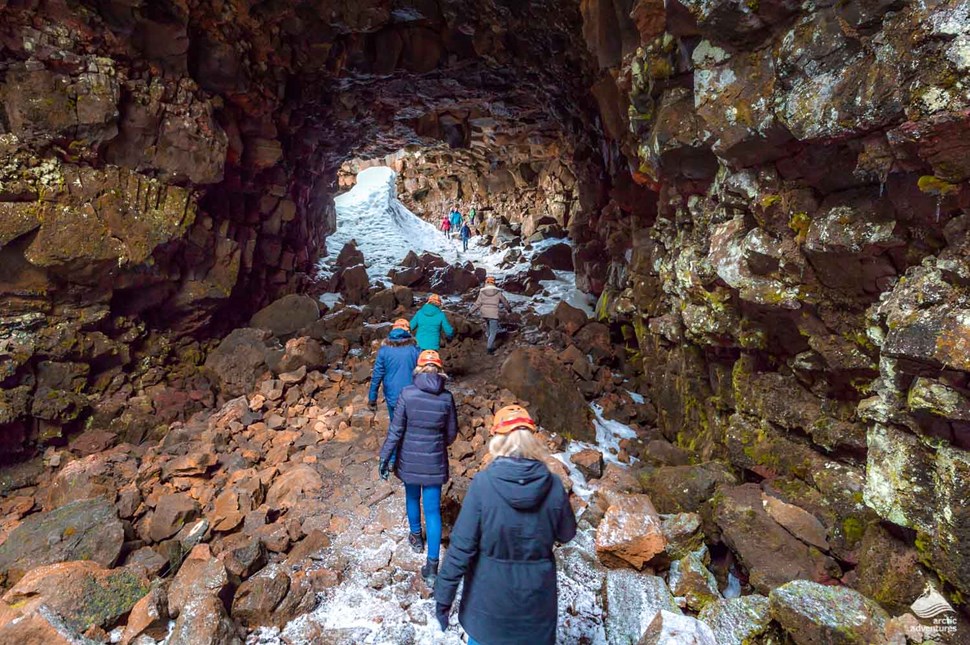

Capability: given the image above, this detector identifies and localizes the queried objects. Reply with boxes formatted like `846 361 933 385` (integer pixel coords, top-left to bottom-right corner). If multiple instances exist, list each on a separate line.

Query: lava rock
250 294 321 338
769 580 890 645
638 609 717 645
595 492 667 569
698 595 772 645
0 497 124 586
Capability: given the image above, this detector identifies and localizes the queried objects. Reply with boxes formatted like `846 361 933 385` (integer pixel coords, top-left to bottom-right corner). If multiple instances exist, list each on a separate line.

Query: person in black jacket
433 404 577 645
378 349 459 586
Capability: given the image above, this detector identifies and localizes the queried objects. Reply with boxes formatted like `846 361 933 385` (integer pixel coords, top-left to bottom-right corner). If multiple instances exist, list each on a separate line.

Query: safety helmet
417 350 443 368
428 294 442 306
491 404 537 435
485 276 496 285
392 318 410 332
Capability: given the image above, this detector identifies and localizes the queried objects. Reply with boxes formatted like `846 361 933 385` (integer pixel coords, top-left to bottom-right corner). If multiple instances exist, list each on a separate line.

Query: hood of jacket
414 372 446 394
384 329 415 346
481 285 501 296
416 303 442 318
487 457 553 510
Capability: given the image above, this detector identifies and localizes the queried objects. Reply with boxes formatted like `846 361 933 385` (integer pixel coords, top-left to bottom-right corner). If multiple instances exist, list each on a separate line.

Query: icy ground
316 166 594 317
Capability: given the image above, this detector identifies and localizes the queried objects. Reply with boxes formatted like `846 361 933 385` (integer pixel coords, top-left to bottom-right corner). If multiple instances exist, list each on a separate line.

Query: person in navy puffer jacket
368 319 421 421
378 349 458 586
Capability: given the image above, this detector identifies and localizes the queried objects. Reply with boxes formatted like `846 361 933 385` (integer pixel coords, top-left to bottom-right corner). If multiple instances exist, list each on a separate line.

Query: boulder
0 497 123 586
265 465 324 509
545 301 588 336
203 328 277 397
44 448 138 510
659 513 705 562
714 484 839 594
639 462 736 515
168 545 229 617
604 569 681 644
667 551 721 611
334 241 365 269
532 242 574 271
147 493 200 543
500 348 593 442
0 605 92 644
761 491 829 550
231 565 290 628
698 595 772 645
2 561 148 633
638 610 717 645
595 493 667 569
572 448 605 480
168 594 241 645
338 264 371 304
250 294 320 337
276 337 327 374
852 522 930 615
769 580 890 645
121 587 168 644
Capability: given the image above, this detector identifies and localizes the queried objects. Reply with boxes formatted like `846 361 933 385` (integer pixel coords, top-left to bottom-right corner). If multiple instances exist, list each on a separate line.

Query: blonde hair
414 365 443 375
488 428 549 462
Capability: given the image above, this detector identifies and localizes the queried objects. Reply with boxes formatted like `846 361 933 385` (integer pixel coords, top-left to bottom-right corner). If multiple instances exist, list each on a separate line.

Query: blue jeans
485 318 499 351
404 483 442 560
462 237 469 251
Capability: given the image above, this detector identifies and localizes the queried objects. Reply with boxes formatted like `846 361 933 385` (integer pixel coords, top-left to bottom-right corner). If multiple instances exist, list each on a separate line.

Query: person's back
434 405 576 645
368 324 421 419
471 280 511 354
410 296 454 351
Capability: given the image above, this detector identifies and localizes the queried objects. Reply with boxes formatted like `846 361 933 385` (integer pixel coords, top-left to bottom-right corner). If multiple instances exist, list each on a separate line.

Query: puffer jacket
379 373 459 486
435 457 577 645
470 285 511 320
368 329 421 407
410 303 454 351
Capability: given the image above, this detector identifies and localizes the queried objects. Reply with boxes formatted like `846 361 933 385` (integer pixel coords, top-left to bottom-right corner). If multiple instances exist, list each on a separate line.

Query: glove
435 602 451 631
378 458 390 481
368 400 377 411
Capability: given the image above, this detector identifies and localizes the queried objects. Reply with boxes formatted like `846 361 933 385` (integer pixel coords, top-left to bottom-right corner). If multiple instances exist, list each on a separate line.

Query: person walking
433 405 577 644
379 350 459 585
410 294 454 351
450 207 463 239
468 205 476 227
469 277 512 355
368 319 421 421
441 214 451 236
460 220 471 252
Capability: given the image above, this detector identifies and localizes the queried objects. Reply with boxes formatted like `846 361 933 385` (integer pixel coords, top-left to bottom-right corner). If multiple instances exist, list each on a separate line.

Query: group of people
368 284 576 644
441 204 477 252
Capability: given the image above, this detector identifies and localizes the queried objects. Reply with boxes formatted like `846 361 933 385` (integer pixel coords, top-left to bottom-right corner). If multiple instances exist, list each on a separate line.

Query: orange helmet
417 350 443 368
485 276 496 285
392 318 410 332
428 294 442 306
491 405 536 435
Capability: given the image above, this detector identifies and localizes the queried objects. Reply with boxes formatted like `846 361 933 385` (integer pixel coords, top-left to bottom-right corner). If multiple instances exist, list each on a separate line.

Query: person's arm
499 292 512 312
409 314 419 335
434 478 483 606
555 489 578 544
469 291 482 315
445 393 459 446
368 349 385 403
379 396 408 462
441 312 454 340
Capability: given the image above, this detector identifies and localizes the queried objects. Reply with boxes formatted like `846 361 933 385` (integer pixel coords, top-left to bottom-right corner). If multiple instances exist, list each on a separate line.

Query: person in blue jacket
434 404 576 645
368 318 421 420
460 221 471 252
379 350 458 586
449 207 463 239
410 294 454 351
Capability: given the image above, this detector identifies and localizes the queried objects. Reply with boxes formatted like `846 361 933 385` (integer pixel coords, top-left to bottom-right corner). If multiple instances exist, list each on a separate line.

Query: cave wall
0 0 606 457
581 0 970 598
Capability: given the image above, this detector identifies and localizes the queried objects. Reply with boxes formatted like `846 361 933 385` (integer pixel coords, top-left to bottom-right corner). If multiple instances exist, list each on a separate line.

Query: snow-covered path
317 166 594 316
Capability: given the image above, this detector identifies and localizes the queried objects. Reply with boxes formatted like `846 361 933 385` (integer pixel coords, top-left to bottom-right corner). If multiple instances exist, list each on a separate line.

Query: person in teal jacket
410 294 455 351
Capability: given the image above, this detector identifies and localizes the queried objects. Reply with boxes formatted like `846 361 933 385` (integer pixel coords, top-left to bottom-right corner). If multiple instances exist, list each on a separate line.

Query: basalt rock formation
582 0 970 606
0 0 605 456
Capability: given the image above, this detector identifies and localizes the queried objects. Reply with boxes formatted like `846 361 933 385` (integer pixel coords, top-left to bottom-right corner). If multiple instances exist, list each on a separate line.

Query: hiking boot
408 531 424 554
422 558 439 586
486 347 495 355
